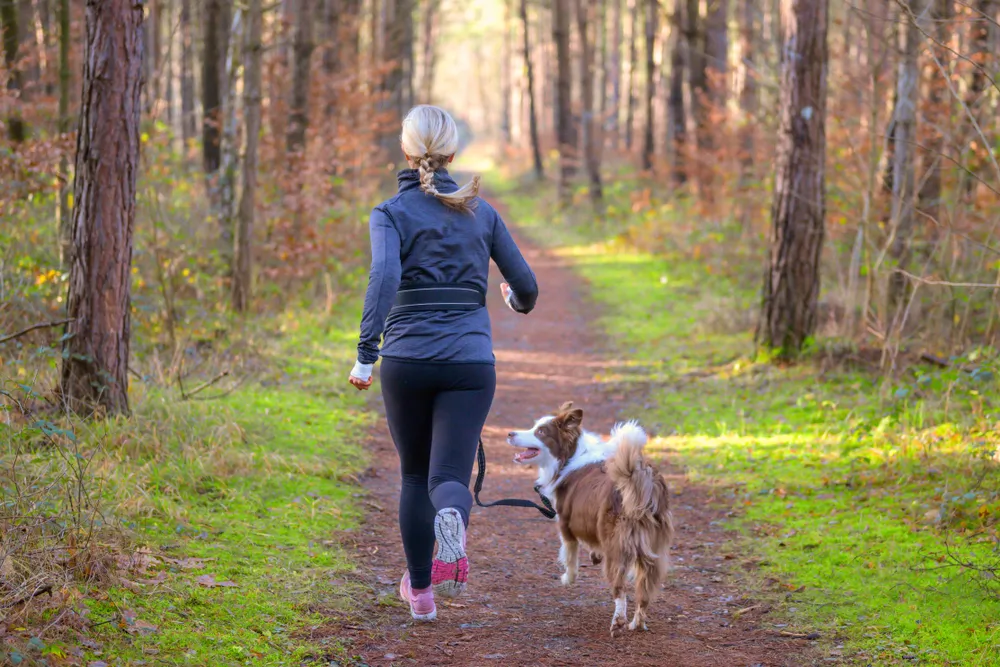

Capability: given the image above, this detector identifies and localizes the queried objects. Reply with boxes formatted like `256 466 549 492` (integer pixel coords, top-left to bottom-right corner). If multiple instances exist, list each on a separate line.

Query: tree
686 0 708 174
180 0 196 142
520 0 544 178
641 0 656 170
0 0 26 142
287 0 314 154
887 0 930 317
608 0 622 148
624 0 638 149
917 0 951 229
960 0 994 196
704 0 728 108
668 0 687 184
737 0 756 186
61 0 145 415
501 0 512 146
58 0 71 267
757 0 829 358
233 0 262 313
420 0 437 100
203 0 230 174
576 0 603 200
553 0 575 201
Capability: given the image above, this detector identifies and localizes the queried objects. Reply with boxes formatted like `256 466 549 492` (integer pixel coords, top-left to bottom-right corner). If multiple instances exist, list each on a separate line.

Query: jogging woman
348 105 538 621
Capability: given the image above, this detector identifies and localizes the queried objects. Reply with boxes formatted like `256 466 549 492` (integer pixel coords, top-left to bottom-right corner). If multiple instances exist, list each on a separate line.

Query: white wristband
350 360 373 382
504 289 517 312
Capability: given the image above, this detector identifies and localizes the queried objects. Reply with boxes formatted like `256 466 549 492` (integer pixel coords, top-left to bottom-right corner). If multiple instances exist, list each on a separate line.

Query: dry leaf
196 574 238 588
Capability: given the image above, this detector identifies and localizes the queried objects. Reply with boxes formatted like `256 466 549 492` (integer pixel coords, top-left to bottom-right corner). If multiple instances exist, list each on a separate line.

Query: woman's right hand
349 375 373 391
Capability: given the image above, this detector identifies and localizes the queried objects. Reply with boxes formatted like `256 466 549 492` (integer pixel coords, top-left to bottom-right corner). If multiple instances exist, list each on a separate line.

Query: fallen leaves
195 574 238 588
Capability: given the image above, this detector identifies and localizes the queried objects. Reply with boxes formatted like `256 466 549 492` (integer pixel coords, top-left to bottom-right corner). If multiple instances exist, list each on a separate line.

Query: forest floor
317 199 826 667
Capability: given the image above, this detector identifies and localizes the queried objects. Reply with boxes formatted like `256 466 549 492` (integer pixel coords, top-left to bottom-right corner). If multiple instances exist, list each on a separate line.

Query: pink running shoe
431 507 469 598
399 571 436 621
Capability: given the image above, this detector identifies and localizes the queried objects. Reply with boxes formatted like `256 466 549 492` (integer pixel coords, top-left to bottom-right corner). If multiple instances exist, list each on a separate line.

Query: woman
348 105 538 621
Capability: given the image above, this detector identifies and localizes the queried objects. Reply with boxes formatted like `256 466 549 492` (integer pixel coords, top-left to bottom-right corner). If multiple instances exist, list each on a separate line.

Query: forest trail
328 204 821 667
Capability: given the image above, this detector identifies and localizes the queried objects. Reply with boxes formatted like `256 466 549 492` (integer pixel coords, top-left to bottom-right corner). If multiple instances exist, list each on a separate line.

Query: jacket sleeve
490 209 538 314
357 207 402 364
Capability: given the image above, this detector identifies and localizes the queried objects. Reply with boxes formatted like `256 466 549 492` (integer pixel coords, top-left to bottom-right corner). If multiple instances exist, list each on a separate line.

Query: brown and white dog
507 402 673 636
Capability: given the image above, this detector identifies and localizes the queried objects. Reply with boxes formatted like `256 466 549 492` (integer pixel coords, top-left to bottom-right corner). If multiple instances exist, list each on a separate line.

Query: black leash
473 439 557 519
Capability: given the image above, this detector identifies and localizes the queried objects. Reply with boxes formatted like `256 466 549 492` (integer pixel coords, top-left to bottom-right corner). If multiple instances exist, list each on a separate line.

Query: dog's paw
610 615 627 637
560 571 576 586
628 617 649 632
590 552 603 565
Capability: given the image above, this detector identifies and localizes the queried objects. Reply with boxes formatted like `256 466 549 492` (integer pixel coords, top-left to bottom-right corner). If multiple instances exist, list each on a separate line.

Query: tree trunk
0 0 26 142
149 0 162 114
220 6 243 257
233 0 261 313
641 0 656 170
521 0 544 178
203 0 225 173
686 0 708 163
917 0 950 232
57 0 70 268
737 0 756 185
17 0 38 86
961 0 994 197
668 0 687 184
704 0 728 108
576 0 603 200
61 0 144 416
501 0 512 146
180 0 195 142
420 0 436 101
609 0 622 148
624 0 638 149
887 0 930 317
554 0 575 201
757 0 829 359
287 0 314 154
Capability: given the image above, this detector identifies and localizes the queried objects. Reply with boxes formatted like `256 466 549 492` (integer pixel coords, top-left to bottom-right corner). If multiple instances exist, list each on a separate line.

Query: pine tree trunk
233 0 261 313
554 0 575 201
17 0 38 85
420 0 436 101
57 0 70 268
668 0 687 184
521 0 544 178
686 0 708 165
609 0 622 148
219 7 242 256
704 0 728 108
641 0 656 170
917 0 950 234
887 0 930 318
960 0 994 197
737 0 756 185
624 0 638 149
287 0 314 154
203 0 225 174
501 0 512 145
149 0 162 114
180 0 195 142
576 0 603 200
757 0 829 358
61 0 144 416
1 0 26 142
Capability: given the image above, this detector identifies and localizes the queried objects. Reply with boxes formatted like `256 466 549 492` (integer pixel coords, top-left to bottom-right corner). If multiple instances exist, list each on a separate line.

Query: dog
507 402 673 636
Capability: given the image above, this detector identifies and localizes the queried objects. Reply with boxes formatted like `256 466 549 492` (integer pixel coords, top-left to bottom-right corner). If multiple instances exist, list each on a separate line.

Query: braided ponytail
401 106 481 214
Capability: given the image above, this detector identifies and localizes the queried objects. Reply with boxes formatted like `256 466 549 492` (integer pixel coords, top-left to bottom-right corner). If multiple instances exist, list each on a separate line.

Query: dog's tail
607 421 670 568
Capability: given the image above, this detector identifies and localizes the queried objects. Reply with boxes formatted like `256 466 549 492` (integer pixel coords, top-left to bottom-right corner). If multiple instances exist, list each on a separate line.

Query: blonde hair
400 105 481 214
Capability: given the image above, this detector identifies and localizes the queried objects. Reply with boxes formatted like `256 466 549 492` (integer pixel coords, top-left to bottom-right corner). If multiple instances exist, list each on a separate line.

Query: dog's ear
561 408 583 429
558 401 574 413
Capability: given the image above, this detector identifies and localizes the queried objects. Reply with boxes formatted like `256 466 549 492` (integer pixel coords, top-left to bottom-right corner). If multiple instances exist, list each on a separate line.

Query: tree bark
203 0 226 173
887 0 930 317
501 0 512 146
17 0 38 85
624 0 638 149
686 0 708 162
420 0 436 101
609 0 622 148
737 0 756 184
521 0 544 178
286 0 314 154
917 0 950 232
58 0 70 268
576 0 603 200
641 0 656 170
0 0 26 142
668 0 687 184
61 0 144 416
554 0 575 201
704 0 728 108
180 0 195 142
219 6 242 257
757 0 829 358
960 0 994 196
233 0 261 313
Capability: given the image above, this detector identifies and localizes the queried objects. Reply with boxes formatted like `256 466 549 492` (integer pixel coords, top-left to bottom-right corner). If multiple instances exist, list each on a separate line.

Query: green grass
494 173 1000 666
2 297 377 666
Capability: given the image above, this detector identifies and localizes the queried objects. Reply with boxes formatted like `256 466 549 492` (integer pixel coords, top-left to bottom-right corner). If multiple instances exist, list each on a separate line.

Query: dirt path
327 215 822 666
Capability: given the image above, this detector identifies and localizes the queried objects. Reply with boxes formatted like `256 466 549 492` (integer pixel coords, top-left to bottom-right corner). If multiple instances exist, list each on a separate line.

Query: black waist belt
389 283 486 315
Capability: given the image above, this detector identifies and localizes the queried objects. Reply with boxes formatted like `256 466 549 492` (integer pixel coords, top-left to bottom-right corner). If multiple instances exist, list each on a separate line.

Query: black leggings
380 359 496 589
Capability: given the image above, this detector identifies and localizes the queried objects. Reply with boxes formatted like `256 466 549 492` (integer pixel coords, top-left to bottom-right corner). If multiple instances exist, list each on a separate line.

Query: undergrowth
493 170 1000 666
